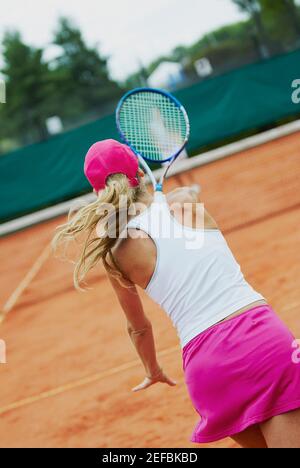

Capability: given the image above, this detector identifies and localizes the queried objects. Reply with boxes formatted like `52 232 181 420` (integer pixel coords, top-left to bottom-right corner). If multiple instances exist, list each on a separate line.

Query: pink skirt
182 304 300 443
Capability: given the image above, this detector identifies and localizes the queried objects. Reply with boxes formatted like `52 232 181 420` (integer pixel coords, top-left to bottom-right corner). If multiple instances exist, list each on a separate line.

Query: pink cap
84 139 139 191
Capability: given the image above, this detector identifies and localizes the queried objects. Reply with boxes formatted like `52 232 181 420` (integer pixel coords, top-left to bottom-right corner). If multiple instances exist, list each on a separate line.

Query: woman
53 139 300 448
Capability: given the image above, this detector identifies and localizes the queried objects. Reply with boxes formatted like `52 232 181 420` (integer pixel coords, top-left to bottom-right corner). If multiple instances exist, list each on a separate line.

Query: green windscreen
1 49 300 223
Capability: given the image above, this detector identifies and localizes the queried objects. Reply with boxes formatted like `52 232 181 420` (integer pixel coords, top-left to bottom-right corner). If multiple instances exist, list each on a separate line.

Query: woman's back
113 189 265 348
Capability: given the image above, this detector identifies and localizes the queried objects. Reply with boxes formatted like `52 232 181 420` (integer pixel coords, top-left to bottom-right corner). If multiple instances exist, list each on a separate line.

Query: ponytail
52 173 144 290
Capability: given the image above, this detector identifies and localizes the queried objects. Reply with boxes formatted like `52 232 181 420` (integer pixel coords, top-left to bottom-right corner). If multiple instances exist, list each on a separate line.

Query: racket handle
138 156 157 191
155 183 163 192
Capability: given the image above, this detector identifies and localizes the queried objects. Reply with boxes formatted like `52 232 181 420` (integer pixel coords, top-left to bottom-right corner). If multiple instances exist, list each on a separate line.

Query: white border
1 119 300 237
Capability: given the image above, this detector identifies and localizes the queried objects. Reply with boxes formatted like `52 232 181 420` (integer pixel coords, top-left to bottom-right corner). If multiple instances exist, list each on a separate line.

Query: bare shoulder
166 185 219 230
111 229 156 289
113 228 148 255
112 230 145 265
166 186 200 206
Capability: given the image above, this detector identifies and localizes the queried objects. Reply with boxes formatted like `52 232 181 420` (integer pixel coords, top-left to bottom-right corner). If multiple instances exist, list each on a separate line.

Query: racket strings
118 92 188 162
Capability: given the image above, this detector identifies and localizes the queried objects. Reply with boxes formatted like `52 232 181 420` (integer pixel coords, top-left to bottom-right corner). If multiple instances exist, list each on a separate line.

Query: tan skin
104 171 300 449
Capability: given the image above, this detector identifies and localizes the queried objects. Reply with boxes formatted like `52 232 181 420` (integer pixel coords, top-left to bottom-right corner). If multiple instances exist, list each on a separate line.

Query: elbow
127 321 152 337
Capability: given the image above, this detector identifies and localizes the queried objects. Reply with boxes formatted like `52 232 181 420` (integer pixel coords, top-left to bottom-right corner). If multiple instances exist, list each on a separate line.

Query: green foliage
51 18 123 126
185 20 254 63
231 0 300 51
126 19 260 84
0 17 123 153
126 0 300 85
259 0 300 45
0 31 55 147
232 0 260 13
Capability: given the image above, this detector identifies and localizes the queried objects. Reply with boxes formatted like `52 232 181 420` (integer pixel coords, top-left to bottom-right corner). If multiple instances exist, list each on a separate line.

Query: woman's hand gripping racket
116 88 190 192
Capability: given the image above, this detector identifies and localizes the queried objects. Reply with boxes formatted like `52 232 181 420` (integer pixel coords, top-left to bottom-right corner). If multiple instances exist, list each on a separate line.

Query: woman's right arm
108 273 176 391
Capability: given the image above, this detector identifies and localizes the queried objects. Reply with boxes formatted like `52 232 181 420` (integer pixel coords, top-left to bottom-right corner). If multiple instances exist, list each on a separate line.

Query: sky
0 0 244 81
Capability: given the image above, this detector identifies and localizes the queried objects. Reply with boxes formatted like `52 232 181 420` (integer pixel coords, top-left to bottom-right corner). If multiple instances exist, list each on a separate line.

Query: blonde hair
52 173 145 290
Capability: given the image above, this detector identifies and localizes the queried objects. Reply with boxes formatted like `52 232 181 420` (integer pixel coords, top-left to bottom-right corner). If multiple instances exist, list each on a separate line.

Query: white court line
0 345 178 416
1 119 300 237
0 244 51 322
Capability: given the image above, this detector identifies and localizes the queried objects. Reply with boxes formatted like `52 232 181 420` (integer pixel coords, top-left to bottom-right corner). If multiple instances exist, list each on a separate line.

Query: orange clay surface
0 132 300 448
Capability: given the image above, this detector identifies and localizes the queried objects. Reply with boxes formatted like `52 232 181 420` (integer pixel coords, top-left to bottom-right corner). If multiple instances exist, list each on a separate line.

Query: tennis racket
116 88 190 192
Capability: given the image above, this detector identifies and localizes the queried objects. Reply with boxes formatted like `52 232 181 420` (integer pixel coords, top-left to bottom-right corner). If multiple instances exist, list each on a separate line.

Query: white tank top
127 192 265 348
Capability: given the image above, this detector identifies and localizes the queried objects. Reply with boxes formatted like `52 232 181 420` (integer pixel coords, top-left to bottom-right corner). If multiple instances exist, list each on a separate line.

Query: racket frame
116 87 190 192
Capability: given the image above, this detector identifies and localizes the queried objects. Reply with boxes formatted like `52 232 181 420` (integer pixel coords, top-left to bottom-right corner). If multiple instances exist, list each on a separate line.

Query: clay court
0 131 300 448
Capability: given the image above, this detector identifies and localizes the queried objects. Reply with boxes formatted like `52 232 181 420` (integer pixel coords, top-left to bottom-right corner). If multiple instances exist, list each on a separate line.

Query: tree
257 0 300 50
283 0 300 35
51 17 122 125
0 31 54 145
232 0 270 58
0 18 123 152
